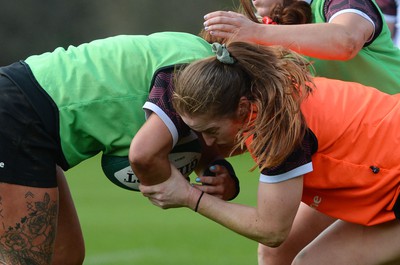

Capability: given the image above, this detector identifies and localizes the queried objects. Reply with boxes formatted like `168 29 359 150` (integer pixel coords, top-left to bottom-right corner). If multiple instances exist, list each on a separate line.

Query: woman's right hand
203 11 263 42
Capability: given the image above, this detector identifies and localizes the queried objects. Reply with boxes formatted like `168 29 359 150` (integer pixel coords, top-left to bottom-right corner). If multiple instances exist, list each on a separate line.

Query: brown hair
239 0 312 25
173 42 313 171
199 29 226 44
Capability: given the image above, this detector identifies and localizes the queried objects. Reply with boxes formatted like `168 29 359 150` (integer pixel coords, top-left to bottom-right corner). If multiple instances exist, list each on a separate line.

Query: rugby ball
101 138 202 191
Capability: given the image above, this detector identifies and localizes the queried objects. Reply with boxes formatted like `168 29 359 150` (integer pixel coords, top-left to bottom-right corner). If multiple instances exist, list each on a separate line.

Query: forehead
181 114 214 130
181 113 237 134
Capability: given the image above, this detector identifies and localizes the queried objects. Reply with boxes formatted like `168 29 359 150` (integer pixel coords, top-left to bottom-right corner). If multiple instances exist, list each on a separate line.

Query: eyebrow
188 122 216 132
200 126 219 134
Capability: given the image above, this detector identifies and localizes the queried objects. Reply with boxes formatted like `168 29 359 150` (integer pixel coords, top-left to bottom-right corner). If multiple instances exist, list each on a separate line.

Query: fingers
139 173 197 209
197 175 222 186
140 185 170 209
205 164 227 175
139 184 154 196
139 187 161 207
199 164 229 184
203 11 245 34
203 24 238 36
196 166 229 199
204 11 239 20
196 184 224 199
203 11 257 42
204 11 245 25
139 184 164 202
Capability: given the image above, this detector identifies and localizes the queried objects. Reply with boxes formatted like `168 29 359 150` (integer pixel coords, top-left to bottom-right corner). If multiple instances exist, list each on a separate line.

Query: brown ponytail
173 43 314 171
239 0 312 25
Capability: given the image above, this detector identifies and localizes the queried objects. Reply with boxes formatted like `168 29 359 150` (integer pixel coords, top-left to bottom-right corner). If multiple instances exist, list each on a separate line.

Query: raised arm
203 11 374 60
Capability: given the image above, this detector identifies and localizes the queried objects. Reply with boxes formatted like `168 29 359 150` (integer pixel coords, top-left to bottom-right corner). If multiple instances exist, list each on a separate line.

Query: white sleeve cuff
259 162 313 183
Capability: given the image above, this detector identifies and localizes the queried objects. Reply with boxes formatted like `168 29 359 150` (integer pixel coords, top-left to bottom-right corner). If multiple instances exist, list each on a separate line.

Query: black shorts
0 61 68 188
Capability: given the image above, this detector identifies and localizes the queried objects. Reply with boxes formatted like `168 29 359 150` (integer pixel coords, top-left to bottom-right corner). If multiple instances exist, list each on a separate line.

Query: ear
236 97 251 119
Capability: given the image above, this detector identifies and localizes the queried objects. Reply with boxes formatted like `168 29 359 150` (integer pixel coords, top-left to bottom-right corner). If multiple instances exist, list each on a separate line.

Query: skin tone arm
140 164 303 247
203 11 374 60
130 113 239 200
129 113 173 186
52 167 85 265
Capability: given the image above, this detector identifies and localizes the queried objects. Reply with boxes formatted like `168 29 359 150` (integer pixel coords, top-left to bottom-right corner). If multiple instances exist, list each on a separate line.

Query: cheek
255 7 271 17
255 0 281 16
221 126 240 141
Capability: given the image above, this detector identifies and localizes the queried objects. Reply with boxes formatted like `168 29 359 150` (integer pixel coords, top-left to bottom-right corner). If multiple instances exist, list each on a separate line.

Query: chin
255 8 270 17
217 144 235 155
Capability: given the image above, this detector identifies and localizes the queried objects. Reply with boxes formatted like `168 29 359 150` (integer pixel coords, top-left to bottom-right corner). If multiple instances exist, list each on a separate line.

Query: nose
202 133 216 146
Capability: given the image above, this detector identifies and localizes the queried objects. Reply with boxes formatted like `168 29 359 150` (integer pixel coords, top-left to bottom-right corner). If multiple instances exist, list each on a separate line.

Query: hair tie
262 16 277 25
211 43 235 64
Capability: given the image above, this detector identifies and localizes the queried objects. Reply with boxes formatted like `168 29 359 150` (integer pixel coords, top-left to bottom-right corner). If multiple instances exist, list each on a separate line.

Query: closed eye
203 127 219 136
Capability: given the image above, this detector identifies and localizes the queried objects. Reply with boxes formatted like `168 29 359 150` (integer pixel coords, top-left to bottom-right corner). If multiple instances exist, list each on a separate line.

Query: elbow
129 137 172 186
254 226 290 248
338 43 358 61
332 35 362 61
258 233 286 248
129 150 159 186
129 148 154 174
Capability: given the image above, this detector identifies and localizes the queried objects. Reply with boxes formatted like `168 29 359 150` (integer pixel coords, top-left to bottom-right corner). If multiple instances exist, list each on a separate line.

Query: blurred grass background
66 153 260 265
0 0 237 66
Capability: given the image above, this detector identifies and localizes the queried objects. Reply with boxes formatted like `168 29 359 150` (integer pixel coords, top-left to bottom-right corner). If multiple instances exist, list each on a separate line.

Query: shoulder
324 0 381 25
258 130 317 183
145 66 192 146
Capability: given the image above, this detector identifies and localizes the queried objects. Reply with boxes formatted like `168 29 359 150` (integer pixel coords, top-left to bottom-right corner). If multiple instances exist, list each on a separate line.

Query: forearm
192 190 288 247
130 154 172 186
253 23 360 60
140 166 278 244
129 113 175 186
140 165 300 247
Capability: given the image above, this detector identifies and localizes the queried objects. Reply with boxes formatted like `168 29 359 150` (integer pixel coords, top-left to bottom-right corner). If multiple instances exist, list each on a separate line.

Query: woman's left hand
195 162 240 201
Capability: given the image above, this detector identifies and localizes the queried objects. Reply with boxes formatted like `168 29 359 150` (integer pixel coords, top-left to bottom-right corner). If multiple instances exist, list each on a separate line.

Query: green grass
66 153 260 265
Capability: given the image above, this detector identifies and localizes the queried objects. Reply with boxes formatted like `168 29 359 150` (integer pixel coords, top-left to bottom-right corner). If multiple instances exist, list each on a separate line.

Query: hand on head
203 11 262 42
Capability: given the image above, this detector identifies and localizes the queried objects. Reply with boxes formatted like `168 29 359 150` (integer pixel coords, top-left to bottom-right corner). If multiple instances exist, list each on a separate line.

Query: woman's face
252 0 283 17
181 114 242 149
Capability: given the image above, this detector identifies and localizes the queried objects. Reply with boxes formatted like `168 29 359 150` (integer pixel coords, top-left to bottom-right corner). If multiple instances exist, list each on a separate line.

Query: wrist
255 23 271 45
188 187 203 211
194 191 204 212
